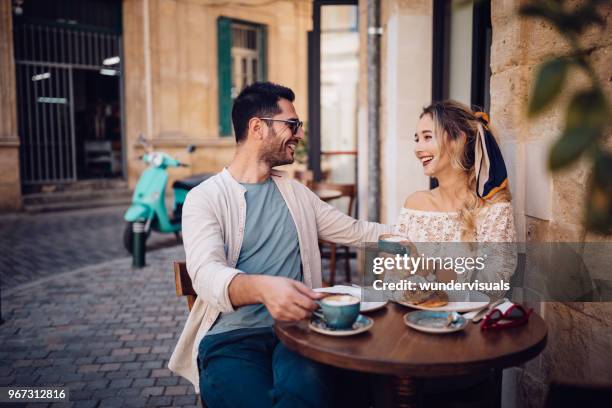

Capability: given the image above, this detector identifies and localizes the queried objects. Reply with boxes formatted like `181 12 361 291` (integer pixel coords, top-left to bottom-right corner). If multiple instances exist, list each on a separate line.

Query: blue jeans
197 327 333 408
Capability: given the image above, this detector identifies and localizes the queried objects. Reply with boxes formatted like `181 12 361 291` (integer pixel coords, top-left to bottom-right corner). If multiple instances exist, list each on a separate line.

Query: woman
396 100 516 289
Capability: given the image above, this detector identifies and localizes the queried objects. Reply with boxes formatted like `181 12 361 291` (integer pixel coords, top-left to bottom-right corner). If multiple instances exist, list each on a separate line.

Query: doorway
12 0 124 189
308 0 359 186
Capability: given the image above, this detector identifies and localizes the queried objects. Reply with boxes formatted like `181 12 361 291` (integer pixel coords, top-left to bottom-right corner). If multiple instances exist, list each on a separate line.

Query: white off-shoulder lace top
394 201 517 298
395 201 516 243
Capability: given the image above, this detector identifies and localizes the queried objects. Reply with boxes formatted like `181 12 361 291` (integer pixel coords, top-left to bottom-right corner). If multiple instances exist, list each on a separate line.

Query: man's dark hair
231 82 295 143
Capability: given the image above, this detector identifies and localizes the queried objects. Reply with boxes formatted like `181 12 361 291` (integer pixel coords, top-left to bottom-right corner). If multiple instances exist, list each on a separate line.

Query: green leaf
528 58 570 116
548 89 608 170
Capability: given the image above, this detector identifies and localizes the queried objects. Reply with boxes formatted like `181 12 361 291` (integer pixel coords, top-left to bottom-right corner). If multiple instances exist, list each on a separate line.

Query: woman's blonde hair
420 100 511 240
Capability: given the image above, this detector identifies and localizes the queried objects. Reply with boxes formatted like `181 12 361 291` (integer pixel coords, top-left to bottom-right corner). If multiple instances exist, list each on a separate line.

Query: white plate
314 286 388 313
397 290 490 313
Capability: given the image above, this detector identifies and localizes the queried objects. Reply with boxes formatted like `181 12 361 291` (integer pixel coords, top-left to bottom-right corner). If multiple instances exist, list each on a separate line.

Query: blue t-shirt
207 178 302 335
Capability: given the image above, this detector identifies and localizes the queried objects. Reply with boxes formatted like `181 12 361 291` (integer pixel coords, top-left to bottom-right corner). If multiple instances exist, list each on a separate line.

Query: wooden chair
173 262 209 408
173 261 197 311
294 169 330 188
311 182 357 286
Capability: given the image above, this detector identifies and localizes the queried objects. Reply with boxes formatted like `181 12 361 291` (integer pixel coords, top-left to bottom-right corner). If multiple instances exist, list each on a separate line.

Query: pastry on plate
418 290 449 308
402 288 449 308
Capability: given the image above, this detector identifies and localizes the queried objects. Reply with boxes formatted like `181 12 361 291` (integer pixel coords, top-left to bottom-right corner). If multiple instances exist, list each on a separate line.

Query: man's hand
257 276 326 321
228 274 326 322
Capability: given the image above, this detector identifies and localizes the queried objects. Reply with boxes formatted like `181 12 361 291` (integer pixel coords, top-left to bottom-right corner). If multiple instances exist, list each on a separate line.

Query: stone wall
490 2 612 406
0 0 22 211
123 0 312 187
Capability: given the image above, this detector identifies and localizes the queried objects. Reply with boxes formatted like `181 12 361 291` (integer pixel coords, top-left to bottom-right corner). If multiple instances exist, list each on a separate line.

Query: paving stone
98 397 124 408
0 206 178 288
127 369 151 379
119 362 142 371
73 401 99 408
108 378 133 389
146 396 173 407
0 242 206 408
141 386 164 397
117 387 142 397
99 363 121 372
150 368 172 378
69 390 94 401
172 394 198 406
122 397 148 408
132 378 155 388
84 379 110 390
155 376 179 386
164 385 188 396
141 361 163 370
104 371 131 380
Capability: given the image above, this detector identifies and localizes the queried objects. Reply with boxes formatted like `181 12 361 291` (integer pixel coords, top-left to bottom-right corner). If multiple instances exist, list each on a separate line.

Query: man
168 82 392 408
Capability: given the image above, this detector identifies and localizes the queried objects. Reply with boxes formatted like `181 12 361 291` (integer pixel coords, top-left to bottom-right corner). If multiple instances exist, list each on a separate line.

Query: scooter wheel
123 222 151 254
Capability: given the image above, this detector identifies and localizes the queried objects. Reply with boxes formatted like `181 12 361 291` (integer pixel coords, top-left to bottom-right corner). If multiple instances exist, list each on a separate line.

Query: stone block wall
490 2 612 406
0 0 22 211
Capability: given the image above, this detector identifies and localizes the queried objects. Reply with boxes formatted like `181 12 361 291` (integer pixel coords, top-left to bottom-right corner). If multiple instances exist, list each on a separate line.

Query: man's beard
260 127 295 167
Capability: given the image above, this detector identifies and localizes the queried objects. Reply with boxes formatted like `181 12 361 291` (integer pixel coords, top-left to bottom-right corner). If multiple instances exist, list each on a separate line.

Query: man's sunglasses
259 118 303 136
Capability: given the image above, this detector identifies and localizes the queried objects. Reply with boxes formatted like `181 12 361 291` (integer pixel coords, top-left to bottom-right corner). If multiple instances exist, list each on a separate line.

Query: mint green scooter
123 135 211 254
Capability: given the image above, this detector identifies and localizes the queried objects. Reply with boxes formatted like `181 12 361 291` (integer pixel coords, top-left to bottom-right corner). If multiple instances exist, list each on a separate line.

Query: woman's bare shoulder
403 190 435 211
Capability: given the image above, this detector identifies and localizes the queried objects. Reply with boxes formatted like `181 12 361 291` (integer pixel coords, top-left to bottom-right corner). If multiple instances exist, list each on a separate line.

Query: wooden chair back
294 169 330 188
173 261 197 311
310 182 356 216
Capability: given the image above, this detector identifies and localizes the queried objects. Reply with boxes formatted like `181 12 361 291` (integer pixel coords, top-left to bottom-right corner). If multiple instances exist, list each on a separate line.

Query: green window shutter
258 25 267 81
217 17 233 136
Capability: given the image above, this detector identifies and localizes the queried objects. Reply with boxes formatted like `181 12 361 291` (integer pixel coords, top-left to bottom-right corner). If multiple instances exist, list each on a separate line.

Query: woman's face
414 114 451 177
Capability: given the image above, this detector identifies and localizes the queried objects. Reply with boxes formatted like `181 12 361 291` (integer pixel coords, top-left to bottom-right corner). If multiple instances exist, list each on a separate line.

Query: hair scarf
474 112 508 199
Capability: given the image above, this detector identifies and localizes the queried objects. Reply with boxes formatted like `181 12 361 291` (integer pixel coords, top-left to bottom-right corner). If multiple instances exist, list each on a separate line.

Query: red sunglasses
481 303 532 331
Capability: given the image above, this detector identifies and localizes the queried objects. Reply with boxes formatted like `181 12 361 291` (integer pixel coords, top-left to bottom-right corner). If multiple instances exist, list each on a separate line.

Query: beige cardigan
168 168 392 392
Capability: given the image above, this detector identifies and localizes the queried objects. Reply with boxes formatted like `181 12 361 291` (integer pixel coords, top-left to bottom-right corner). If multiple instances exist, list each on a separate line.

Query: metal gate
14 23 122 185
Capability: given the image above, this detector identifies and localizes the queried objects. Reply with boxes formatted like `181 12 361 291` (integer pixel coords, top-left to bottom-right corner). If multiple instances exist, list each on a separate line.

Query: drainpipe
143 0 153 139
367 0 382 222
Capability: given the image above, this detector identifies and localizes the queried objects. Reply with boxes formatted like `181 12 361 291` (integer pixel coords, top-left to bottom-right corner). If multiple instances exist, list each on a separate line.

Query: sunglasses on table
481 303 532 331
259 118 303 136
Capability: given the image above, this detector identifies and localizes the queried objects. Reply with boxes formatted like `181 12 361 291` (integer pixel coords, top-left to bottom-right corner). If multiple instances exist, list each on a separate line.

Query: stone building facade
0 0 20 211
360 1 612 406
122 0 312 188
0 0 311 211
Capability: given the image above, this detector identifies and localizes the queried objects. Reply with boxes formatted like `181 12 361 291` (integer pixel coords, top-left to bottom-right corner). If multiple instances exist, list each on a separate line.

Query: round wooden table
314 188 343 202
275 303 547 407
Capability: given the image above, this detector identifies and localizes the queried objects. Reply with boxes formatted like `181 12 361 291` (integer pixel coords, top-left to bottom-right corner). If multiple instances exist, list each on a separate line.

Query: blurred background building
0 0 311 210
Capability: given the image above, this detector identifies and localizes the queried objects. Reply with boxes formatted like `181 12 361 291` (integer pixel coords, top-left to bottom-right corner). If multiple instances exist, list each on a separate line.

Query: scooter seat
172 173 214 191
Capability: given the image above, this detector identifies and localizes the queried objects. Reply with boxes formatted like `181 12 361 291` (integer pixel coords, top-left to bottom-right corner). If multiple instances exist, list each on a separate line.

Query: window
431 0 491 189
217 17 267 136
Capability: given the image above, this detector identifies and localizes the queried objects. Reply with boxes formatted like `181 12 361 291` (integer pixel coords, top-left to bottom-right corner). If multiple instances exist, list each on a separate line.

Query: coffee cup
314 294 360 330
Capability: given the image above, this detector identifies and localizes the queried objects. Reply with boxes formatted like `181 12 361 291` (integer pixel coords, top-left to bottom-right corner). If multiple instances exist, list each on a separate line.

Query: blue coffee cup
314 294 360 330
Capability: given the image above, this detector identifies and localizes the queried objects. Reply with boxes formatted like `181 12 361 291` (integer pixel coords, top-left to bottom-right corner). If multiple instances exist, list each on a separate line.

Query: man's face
259 98 304 167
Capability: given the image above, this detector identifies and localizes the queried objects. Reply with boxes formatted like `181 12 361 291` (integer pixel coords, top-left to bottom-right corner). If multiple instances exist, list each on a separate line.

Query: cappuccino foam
323 295 360 306
381 235 407 243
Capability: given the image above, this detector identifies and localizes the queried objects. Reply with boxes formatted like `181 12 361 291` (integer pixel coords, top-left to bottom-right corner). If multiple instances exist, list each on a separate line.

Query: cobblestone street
1 246 196 408
0 206 179 289
0 204 353 408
